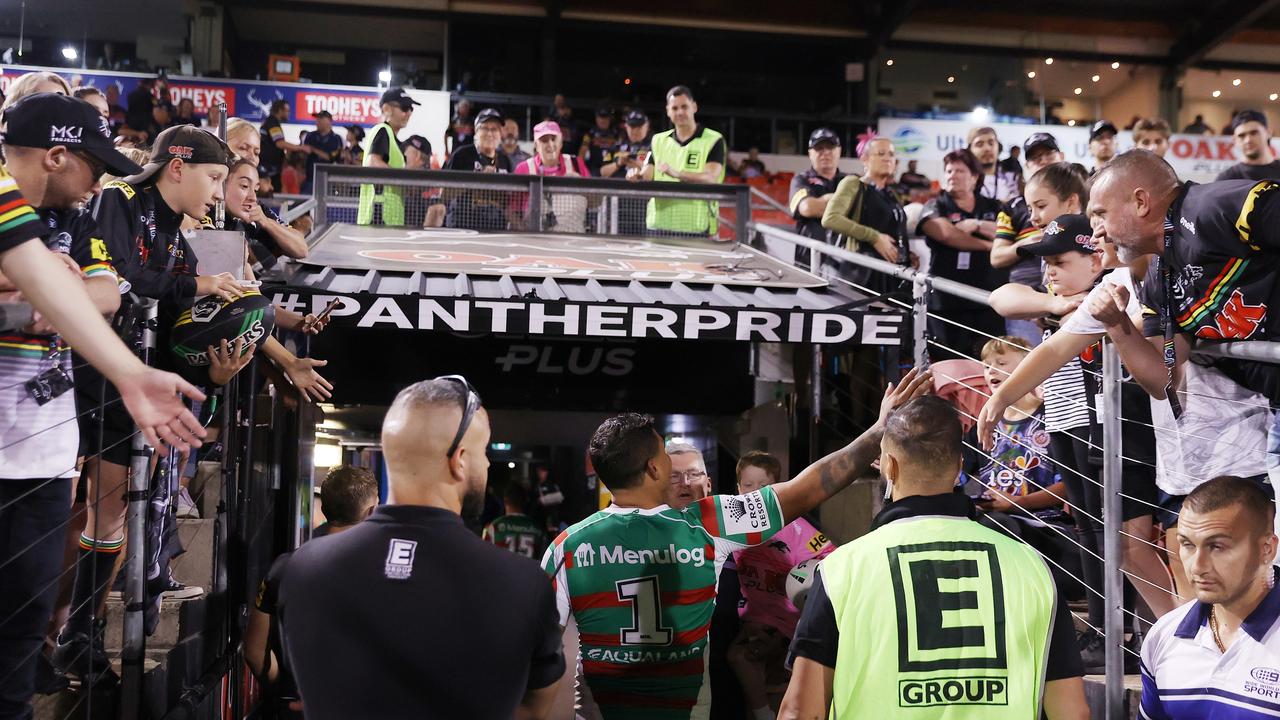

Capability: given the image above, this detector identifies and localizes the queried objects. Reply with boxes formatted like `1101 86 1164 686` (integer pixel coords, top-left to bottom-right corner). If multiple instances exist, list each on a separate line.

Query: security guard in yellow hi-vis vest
638 85 726 237
357 88 419 226
780 396 1089 720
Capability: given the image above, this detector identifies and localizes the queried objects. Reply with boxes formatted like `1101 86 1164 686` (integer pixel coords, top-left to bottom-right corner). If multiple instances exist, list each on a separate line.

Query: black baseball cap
121 124 235 186
473 108 504 127
624 110 648 126
405 135 429 152
1 92 143 177
1023 132 1060 157
1017 214 1097 258
345 125 365 142
595 107 613 117
808 127 840 148
1231 109 1268 132
1089 120 1118 141
379 88 420 111
312 110 333 120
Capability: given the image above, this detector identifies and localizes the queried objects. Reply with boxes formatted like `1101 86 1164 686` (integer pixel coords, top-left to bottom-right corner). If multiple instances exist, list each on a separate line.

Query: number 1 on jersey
616 576 673 645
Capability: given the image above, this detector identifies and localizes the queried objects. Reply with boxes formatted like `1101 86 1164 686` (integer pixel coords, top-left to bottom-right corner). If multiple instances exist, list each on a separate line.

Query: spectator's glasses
436 375 482 459
670 470 707 486
71 150 107 179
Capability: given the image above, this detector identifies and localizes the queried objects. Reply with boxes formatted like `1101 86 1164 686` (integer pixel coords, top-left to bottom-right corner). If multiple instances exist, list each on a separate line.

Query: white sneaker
163 583 204 600
175 487 200 519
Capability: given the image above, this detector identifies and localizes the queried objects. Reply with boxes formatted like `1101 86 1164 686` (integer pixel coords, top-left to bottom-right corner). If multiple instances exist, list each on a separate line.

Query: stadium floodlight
1074 87 1083 95
61 46 77 61
1212 90 1222 98
1270 93 1278 101
1111 61 1120 69
1027 71 1036 79
378 69 392 83
1233 78 1242 86
1044 57 1054 65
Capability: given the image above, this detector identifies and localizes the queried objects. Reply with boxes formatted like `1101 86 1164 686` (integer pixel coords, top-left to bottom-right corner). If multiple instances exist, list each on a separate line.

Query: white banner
878 118 1279 186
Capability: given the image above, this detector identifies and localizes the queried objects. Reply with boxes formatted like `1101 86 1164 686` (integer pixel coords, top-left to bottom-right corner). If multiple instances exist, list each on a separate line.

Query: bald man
1084 149 1280 406
278 377 564 719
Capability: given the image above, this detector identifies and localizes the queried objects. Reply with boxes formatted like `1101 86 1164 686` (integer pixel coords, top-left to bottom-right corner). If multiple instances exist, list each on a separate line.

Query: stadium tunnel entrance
266 222 909 542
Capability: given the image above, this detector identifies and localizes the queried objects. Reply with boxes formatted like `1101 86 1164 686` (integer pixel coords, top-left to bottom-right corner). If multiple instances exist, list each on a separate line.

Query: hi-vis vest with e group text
357 122 405 226
820 515 1056 719
646 127 725 235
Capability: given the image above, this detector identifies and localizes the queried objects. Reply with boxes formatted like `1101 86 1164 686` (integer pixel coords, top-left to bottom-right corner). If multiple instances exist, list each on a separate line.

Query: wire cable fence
752 220 1280 718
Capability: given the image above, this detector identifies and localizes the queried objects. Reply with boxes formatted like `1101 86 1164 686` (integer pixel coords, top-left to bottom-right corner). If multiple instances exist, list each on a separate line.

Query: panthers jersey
542 486 784 719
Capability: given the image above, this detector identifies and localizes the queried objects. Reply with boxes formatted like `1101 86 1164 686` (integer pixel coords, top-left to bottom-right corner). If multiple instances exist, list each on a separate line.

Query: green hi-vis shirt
357 122 405 226
542 486 784 720
645 125 726 236
483 513 547 560
820 514 1056 719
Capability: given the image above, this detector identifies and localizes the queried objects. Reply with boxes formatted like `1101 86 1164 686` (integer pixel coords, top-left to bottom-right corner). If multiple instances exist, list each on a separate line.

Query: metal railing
749 220 1280 719
311 164 752 243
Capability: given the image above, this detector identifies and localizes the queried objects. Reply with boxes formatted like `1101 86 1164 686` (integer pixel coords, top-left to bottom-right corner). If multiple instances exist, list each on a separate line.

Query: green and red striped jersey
482 513 547 560
541 486 784 720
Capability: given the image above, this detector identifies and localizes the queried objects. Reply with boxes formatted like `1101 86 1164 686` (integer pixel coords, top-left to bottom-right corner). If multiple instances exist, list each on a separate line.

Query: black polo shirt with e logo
279 504 565 719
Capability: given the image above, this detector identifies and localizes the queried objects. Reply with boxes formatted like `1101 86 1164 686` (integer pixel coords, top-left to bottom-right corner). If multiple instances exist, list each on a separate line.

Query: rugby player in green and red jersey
542 368 931 719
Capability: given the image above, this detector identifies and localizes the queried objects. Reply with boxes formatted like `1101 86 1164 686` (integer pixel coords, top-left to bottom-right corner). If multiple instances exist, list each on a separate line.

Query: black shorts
74 362 135 467
1050 430 1157 525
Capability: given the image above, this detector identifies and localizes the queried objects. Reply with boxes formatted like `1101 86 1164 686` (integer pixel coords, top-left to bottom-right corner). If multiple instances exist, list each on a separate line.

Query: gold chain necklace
1209 606 1227 653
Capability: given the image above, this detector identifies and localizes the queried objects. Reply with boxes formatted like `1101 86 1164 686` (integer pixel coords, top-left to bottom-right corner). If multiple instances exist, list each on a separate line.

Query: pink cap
533 120 562 139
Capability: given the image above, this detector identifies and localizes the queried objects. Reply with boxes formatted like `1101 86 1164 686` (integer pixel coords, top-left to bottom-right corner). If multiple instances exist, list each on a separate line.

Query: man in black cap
1216 110 1280 181
436 108 511 230
357 88 420 226
260 100 312 192
599 110 653 234
788 128 846 264
301 110 344 194
0 91 141 712
579 108 621 177
1088 120 1118 174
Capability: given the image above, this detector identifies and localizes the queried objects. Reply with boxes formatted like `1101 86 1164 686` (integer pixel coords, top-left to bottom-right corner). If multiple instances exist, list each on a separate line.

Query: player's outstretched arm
771 367 931 524
778 657 833 720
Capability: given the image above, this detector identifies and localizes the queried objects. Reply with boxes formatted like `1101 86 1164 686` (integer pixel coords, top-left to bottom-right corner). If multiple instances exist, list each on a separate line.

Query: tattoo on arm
818 425 884 498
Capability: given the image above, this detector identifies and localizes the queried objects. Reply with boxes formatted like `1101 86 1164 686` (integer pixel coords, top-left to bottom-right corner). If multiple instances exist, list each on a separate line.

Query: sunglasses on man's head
435 375 482 459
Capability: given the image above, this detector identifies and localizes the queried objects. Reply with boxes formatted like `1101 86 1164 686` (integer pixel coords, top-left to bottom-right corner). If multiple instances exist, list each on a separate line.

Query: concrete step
1083 674 1142 719
103 594 206 652
32 657 163 720
170 518 216 590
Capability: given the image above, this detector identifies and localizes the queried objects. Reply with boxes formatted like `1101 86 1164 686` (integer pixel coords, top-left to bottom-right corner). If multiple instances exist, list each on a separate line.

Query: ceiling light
947 75 955 83
312 443 341 467
1045 57 1054 65
1270 93 1278 101
1074 87 1083 95
971 106 991 121
1111 61 1120 69
61 46 77 61
1233 78 1242 86
377 69 392 83
1091 75 1100 82
886 59 894 66
1067 120 1077 126
508 461 516 469
1212 90 1222 98
1027 71 1036 79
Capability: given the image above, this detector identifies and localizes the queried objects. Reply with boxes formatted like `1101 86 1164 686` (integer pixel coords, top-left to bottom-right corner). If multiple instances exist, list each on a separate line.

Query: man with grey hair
666 442 712 510
279 376 564 719
1084 149 1280 405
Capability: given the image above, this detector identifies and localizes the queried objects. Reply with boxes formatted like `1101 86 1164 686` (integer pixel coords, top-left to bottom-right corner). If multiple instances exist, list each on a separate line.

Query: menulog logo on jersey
573 543 706 568
721 490 771 535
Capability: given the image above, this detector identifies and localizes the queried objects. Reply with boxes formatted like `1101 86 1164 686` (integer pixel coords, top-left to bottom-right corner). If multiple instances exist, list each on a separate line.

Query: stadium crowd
0 64 1278 720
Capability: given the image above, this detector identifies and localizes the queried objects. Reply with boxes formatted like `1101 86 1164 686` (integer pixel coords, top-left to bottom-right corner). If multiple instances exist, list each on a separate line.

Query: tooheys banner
269 291 907 345
878 117 1280 185
0 63 431 127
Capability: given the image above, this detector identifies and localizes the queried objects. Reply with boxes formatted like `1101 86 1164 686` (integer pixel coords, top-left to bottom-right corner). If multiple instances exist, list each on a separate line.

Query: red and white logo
168 84 235 116
297 92 381 125
168 145 194 160
1198 289 1266 340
